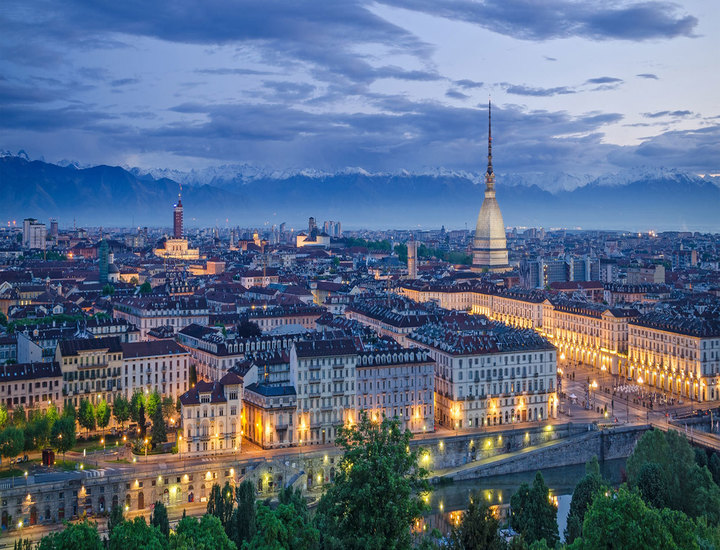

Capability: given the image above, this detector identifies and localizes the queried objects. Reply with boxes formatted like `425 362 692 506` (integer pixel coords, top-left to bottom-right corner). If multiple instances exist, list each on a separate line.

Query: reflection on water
420 459 626 542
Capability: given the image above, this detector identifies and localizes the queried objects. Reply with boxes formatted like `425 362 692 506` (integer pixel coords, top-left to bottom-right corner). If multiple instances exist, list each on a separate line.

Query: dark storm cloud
504 84 575 97
454 79 484 89
642 110 694 118
379 0 697 41
0 104 116 131
195 68 275 76
446 89 470 100
584 76 623 84
1 0 434 86
110 78 140 87
610 126 720 171
637 73 659 79
262 81 316 101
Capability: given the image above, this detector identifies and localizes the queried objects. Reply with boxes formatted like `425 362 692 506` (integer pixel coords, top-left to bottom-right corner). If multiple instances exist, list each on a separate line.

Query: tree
510 472 558 547
62 402 76 422
229 480 256 547
188 364 197 388
78 399 96 435
207 482 234 529
0 426 24 460
710 453 720 486
0 403 8 429
13 539 32 550
314 411 430 550
130 392 145 423
636 462 668 509
37 519 103 550
12 405 26 427
113 396 131 430
695 447 709 469
24 409 52 452
246 499 319 550
108 505 125 536
565 457 606 544
627 428 720 523
161 397 175 420
448 493 505 550
169 514 236 550
138 402 147 439
151 403 167 447
102 284 115 296
46 403 60 426
139 281 152 294
147 391 161 418
109 517 167 550
237 320 262 338
570 487 699 550
151 501 171 539
51 416 76 463
96 399 111 435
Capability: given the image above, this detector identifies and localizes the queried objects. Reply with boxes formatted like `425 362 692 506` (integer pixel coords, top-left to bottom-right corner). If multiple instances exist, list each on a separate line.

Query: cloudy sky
1 0 718 176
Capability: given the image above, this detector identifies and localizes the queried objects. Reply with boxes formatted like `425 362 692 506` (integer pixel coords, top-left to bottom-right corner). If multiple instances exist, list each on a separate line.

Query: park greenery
0 389 177 468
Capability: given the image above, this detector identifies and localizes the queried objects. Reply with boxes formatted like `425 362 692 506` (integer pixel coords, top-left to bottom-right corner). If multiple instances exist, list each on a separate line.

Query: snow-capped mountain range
0 151 718 231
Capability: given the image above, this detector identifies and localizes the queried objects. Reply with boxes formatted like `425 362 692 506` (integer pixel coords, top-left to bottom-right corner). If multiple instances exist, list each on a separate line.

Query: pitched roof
58 336 122 356
121 339 188 359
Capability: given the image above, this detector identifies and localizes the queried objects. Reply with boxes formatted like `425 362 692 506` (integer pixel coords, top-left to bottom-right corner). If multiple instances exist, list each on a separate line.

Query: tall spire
178 182 183 207
485 99 495 191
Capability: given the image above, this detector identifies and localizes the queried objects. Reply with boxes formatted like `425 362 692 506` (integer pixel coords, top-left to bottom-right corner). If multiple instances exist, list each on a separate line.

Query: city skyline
1 1 719 181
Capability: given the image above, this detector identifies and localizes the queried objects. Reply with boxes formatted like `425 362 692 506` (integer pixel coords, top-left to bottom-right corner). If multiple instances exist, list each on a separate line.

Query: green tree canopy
448 492 505 550
314 411 430 550
246 497 319 550
627 428 720 523
12 404 26 427
570 487 701 550
564 457 607 544
62 403 76 422
0 426 24 459
0 403 8 429
139 281 152 294
25 410 52 451
96 399 111 434
113 396 131 429
130 392 145 424
228 479 256 547
169 514 236 550
109 517 168 550
147 391 162 419
207 482 235 529
510 472 559 547
151 501 171 539
108 505 124 536
78 399 96 435
37 519 103 550
51 416 76 461
161 396 176 420
151 403 167 448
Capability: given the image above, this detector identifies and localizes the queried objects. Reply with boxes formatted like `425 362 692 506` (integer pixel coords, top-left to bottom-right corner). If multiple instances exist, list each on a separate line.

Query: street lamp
144 438 149 461
178 435 183 460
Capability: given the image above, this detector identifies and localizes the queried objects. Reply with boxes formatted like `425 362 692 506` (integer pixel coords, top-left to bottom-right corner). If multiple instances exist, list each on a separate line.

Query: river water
421 458 627 542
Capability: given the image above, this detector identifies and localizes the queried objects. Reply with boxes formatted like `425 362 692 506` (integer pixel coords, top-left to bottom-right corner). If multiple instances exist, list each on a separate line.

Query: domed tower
472 101 509 273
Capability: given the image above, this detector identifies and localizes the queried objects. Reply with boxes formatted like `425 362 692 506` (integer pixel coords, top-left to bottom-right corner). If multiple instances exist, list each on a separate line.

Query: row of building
396 280 720 402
